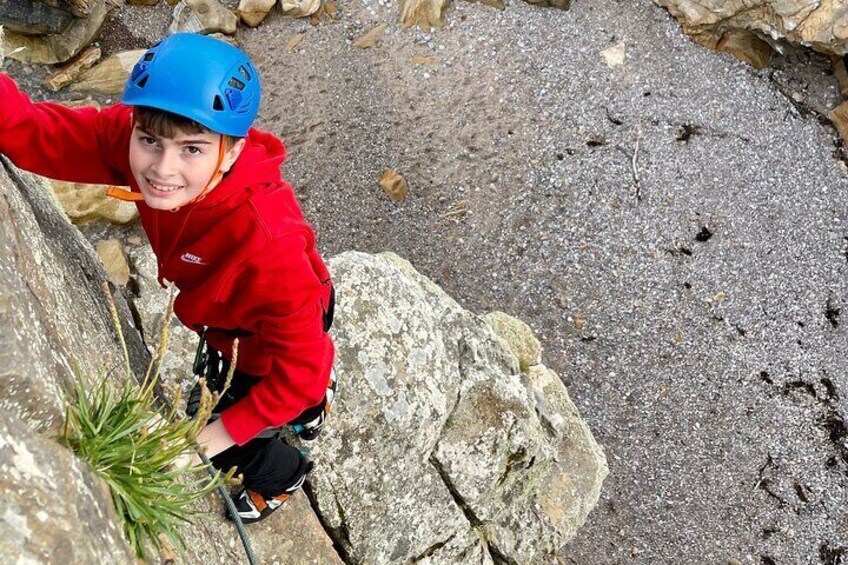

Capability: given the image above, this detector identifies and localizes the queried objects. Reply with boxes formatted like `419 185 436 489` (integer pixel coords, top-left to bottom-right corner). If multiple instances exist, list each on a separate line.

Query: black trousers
204 351 327 498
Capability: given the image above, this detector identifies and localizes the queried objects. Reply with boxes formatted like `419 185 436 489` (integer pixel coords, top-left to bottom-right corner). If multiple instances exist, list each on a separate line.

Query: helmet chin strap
107 128 229 211
182 134 228 207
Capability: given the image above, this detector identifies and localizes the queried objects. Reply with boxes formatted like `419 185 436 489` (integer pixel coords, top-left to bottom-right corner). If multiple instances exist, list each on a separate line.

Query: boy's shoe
293 375 338 441
294 410 326 441
229 462 313 524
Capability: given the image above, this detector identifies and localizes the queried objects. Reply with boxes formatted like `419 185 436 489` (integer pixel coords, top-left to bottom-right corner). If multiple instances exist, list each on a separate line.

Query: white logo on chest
180 252 207 265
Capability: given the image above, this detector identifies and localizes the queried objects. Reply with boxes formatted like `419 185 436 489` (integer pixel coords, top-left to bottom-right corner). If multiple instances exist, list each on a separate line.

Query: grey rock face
309 251 607 564
0 411 137 563
0 157 147 436
0 158 146 561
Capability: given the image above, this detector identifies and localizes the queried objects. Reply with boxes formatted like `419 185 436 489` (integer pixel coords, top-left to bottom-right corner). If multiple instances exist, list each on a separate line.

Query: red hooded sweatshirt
0 74 335 445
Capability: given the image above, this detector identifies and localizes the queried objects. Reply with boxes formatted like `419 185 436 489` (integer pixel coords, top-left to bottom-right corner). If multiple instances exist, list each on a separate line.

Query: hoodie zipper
158 206 196 282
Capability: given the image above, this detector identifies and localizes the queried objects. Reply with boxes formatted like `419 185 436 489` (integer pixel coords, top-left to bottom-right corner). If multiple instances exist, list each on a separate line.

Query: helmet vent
143 52 154 62
136 75 149 88
213 95 225 111
228 77 245 90
238 65 251 81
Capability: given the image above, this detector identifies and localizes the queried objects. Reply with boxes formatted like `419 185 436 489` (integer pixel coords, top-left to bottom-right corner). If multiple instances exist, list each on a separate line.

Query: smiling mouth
145 177 185 193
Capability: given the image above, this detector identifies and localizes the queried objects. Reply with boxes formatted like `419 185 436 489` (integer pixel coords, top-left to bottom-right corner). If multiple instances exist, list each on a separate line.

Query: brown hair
133 106 239 146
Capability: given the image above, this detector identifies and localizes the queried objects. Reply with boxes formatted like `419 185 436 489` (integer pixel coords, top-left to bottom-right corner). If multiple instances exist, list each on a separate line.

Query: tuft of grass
59 284 224 559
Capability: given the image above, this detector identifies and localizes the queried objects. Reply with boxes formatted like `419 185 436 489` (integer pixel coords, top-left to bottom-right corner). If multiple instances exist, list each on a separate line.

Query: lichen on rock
305 251 608 563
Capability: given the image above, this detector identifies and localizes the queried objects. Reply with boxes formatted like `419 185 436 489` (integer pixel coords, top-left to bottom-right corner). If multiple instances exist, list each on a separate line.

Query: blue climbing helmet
121 33 261 137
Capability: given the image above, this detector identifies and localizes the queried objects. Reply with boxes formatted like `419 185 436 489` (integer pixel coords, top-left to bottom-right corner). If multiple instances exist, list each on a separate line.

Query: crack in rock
409 533 457 563
301 480 356 565
428 454 518 565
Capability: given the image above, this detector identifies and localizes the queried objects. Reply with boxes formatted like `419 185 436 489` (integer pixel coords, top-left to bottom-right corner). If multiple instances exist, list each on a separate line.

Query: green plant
59 284 223 559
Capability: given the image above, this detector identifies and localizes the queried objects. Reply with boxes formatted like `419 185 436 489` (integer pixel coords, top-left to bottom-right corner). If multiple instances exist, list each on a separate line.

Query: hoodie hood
134 125 291 275
194 127 287 209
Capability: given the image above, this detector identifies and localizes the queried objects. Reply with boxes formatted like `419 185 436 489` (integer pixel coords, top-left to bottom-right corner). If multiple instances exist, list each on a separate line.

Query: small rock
398 0 449 29
286 32 308 52
353 23 388 48
237 0 276 27
169 0 239 35
325 0 339 19
728 559 743 565
572 313 585 331
708 291 727 303
832 55 848 99
96 239 130 286
828 101 848 145
601 41 626 68
69 49 145 95
280 0 321 17
715 29 772 69
48 180 139 225
379 169 408 202
43 45 102 92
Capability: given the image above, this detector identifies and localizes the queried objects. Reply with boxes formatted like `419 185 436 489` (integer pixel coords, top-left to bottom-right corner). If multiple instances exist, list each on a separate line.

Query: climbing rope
198 451 258 565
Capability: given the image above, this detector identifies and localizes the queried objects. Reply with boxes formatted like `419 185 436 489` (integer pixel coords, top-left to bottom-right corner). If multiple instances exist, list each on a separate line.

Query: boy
0 32 336 524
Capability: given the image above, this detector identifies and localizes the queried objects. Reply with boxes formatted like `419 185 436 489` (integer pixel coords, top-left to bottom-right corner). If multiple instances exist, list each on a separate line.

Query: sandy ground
4 0 848 563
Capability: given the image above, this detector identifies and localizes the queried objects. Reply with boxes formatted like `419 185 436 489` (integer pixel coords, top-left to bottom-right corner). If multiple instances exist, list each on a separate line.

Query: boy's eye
185 146 202 155
140 136 158 146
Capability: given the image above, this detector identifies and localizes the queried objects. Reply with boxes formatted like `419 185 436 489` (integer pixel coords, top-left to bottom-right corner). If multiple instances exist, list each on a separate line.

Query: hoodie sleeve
218 231 334 445
0 73 131 185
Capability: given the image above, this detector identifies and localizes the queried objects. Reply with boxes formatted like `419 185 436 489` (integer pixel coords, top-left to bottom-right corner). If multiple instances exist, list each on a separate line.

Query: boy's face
128 124 245 211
